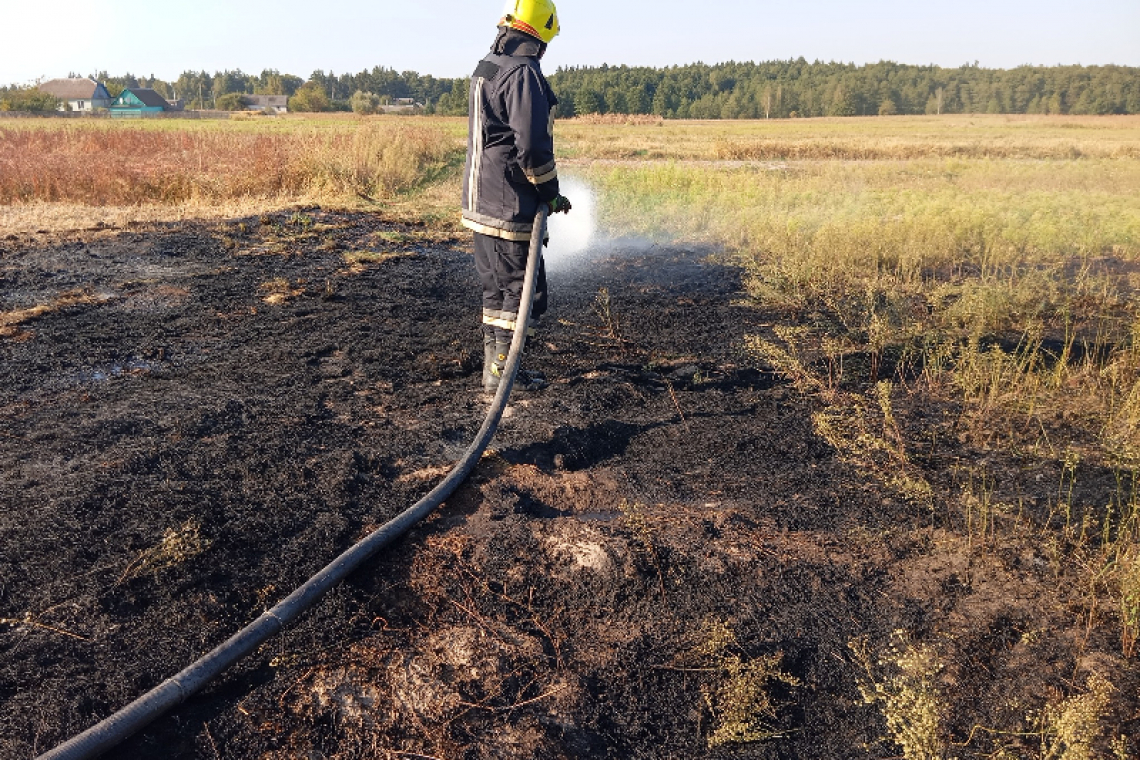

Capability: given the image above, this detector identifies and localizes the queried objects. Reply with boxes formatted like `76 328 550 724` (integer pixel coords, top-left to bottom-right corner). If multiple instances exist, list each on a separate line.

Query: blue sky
6 0 1139 85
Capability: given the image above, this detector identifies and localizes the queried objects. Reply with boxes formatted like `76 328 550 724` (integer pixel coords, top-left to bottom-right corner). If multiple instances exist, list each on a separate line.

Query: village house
109 88 180 118
37 77 112 112
380 97 423 114
241 95 288 113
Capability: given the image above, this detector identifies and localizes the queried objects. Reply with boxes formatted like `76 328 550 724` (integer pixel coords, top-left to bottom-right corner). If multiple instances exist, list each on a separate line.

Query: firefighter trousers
473 232 547 342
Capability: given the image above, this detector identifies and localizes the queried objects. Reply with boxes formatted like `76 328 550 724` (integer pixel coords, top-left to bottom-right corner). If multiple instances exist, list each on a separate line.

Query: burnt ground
1 209 1137 759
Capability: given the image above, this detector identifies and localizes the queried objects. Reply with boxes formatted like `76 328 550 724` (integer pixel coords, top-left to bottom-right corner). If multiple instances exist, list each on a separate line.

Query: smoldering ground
1 207 1136 759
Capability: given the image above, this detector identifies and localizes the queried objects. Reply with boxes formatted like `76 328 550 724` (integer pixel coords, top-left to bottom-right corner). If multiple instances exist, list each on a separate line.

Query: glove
548 195 572 215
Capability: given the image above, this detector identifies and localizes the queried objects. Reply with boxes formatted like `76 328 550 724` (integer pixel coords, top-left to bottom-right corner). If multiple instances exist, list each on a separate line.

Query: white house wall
60 98 112 112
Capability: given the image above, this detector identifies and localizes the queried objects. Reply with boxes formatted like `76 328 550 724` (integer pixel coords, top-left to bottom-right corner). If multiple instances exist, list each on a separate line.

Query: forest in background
547 60 1140 118
3 60 1138 117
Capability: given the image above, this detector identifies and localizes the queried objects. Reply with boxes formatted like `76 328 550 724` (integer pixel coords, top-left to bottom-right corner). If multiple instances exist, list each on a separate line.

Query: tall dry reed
0 121 462 205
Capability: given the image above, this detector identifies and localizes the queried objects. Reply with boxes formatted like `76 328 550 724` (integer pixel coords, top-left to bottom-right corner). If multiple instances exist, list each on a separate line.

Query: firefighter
462 0 572 394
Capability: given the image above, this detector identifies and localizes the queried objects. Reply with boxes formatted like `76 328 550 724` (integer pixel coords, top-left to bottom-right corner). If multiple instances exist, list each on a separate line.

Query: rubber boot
482 334 500 393
494 338 548 391
490 339 510 389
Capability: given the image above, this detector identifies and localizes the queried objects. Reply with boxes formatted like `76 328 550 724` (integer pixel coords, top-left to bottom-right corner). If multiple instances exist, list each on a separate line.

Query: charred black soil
2 210 1136 759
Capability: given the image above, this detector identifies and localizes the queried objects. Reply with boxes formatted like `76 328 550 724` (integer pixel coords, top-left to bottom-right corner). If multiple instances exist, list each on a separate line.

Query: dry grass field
559 113 1140 160
4 112 1140 757
579 116 1140 470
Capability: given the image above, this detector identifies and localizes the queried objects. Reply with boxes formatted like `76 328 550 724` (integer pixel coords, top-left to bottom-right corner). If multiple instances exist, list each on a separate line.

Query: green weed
687 620 799 748
343 250 403 267
850 631 946 760
1119 549 1140 657
1034 674 1115 760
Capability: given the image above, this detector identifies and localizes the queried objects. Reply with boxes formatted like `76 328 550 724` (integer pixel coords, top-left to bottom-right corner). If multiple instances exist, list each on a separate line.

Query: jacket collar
491 27 546 59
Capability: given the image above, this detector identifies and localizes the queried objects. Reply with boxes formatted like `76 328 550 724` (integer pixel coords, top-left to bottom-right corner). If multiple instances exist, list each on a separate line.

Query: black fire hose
37 207 550 760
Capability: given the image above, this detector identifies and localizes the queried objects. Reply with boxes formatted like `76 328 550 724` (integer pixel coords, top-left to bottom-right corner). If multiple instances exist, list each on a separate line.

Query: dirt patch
1 210 1136 758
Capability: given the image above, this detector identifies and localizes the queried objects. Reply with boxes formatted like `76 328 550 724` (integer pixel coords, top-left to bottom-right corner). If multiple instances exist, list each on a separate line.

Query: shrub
289 83 329 112
351 90 381 115
215 92 246 111
0 87 61 112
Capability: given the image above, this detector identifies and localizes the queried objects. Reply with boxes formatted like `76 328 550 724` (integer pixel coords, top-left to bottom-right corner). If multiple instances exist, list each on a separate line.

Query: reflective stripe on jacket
462 30 560 242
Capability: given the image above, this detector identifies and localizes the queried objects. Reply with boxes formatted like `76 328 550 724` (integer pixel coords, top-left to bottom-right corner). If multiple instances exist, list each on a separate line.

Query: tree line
0 68 459 113
95 68 462 113
4 61 1138 117
546 60 1140 118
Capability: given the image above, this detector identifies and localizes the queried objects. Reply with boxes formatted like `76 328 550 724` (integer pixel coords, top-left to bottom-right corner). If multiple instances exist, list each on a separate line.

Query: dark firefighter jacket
461 29 560 242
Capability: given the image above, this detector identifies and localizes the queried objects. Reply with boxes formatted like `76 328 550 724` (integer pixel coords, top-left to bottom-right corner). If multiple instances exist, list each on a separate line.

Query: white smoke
543 176 597 270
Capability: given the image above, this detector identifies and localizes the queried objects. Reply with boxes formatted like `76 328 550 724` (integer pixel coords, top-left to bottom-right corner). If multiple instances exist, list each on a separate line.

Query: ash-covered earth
1 209 1135 759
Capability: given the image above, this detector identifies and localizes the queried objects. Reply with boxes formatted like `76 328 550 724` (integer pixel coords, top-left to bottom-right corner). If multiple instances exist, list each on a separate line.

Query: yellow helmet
499 0 560 44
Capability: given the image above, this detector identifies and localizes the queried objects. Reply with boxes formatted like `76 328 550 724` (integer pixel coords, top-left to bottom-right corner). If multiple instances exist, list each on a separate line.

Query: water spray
544 176 597 269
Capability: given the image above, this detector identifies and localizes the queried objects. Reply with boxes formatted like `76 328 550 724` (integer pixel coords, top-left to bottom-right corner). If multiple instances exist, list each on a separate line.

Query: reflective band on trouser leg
488 310 536 337
481 309 500 344
484 318 536 336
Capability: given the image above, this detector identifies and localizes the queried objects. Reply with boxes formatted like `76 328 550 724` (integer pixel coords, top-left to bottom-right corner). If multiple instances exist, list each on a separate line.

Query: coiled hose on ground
37 207 550 760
